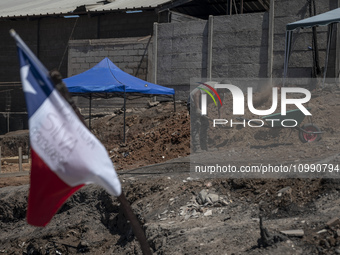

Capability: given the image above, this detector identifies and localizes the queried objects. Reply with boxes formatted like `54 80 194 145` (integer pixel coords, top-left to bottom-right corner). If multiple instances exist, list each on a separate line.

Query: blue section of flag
14 33 54 118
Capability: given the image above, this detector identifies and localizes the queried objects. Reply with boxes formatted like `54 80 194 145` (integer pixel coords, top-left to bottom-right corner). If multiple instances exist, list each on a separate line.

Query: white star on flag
20 65 37 95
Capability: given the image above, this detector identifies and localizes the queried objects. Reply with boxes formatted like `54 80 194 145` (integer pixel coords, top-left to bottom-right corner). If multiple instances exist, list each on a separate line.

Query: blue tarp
63 57 174 95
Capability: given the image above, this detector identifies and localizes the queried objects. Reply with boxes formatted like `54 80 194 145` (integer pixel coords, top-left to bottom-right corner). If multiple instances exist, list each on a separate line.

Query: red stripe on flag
27 149 84 227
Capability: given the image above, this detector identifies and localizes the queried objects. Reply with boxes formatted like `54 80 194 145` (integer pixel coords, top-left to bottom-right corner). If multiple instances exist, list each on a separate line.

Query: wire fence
0 83 28 135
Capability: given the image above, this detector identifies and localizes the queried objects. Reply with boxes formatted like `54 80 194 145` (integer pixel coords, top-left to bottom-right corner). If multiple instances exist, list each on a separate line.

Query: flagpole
50 70 152 255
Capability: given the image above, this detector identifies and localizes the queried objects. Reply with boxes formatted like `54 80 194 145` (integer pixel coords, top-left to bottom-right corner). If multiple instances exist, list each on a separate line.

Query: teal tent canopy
286 7 340 31
284 8 340 86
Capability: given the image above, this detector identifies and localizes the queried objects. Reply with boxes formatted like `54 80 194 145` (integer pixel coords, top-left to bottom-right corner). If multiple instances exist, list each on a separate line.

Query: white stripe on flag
29 89 121 197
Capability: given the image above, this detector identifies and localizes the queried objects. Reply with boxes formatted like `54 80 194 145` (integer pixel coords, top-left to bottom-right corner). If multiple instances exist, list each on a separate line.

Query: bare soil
1 88 340 254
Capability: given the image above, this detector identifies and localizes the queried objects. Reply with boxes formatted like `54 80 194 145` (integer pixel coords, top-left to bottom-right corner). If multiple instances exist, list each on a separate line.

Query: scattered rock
206 193 219 203
224 215 231 221
326 217 340 228
196 189 226 206
197 189 208 205
317 229 327 234
161 210 168 215
258 217 287 247
280 229 304 237
277 186 292 197
26 242 40 255
204 210 212 216
220 199 229 206
77 241 89 253
148 101 160 107
319 239 331 248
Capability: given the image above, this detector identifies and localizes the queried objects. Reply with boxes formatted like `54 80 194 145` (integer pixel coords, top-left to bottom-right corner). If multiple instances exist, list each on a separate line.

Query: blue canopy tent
63 58 175 142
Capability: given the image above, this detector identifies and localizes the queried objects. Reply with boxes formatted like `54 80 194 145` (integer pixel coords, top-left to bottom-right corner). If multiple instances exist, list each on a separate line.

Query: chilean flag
11 30 121 227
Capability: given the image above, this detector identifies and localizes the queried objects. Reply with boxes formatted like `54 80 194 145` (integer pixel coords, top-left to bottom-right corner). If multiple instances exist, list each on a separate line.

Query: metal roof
0 0 269 19
0 0 171 18
167 0 269 18
91 0 172 12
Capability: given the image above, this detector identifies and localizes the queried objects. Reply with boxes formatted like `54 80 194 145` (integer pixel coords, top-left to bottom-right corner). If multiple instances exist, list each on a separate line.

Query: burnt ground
1 88 340 254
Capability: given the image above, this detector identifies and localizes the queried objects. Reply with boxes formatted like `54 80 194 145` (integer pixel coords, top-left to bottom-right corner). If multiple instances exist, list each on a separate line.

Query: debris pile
179 189 232 221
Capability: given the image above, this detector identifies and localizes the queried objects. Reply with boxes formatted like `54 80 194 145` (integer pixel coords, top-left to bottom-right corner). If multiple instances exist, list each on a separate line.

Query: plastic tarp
286 7 340 31
63 57 174 96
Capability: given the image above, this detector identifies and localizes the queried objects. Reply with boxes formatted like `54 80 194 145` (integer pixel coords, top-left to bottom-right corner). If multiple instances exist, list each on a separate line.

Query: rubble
277 186 292 197
317 229 328 234
148 101 160 107
280 229 304 237
326 217 340 228
203 210 213 217
1 90 340 254
258 217 287 247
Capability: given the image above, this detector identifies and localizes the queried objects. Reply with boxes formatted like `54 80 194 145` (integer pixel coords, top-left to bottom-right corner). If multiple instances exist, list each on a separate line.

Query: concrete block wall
212 13 269 79
156 13 268 100
68 37 152 80
157 20 209 100
155 0 337 100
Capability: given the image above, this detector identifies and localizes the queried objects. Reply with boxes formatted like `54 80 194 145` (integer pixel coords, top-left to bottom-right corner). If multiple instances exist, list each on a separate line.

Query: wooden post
117 194 152 255
336 0 340 81
0 146 2 173
267 0 275 79
227 0 232 15
7 113 9 133
207 15 214 80
153 22 158 84
19 147 23 172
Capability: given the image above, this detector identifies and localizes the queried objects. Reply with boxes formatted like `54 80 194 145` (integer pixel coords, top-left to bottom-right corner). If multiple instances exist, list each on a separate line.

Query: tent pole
283 30 292 86
89 93 92 130
323 23 333 88
309 0 321 77
283 31 289 85
123 87 126 144
173 94 176 112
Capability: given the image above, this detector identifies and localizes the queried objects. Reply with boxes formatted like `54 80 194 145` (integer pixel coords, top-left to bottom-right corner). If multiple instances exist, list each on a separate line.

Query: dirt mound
0 130 29 157
0 102 190 172
1 89 339 172
1 174 340 254
208 89 340 149
1 88 340 254
91 101 190 170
